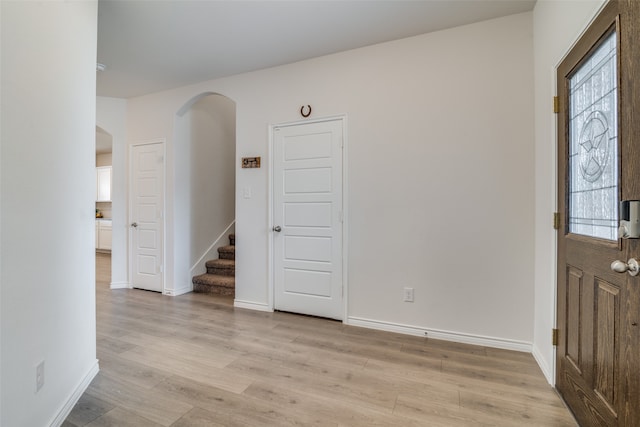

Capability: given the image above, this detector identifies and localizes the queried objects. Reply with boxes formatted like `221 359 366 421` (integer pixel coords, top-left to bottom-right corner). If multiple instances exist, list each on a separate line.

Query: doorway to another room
555 2 640 425
95 126 113 279
271 117 345 320
173 93 236 297
129 141 165 293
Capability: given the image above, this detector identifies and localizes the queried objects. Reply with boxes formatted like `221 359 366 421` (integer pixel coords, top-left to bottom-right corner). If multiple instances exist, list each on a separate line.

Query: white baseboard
346 316 532 353
50 359 99 427
234 299 273 312
110 281 130 290
164 286 191 296
532 344 555 385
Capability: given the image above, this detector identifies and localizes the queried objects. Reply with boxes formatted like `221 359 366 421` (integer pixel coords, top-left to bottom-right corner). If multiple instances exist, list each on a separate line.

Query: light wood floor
63 253 576 426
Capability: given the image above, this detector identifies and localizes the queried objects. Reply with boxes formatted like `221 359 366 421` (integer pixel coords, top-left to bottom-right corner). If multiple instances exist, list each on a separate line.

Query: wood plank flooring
63 253 577 426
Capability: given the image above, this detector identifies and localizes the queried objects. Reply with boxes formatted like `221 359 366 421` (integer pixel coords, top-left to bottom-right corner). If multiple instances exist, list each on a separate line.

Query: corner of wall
532 343 555 385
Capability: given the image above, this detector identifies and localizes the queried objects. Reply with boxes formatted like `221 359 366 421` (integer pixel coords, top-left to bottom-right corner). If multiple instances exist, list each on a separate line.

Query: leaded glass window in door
568 31 618 240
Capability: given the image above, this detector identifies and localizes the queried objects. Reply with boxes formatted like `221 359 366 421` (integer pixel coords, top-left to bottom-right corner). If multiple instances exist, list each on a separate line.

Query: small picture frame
242 157 261 168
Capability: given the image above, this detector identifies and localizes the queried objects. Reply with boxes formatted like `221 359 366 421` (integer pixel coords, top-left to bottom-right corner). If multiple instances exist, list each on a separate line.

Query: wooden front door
556 1 640 426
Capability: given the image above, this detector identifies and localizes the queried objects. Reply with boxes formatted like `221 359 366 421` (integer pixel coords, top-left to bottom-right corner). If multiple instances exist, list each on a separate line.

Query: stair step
217 245 235 260
192 234 236 297
205 258 235 276
192 273 235 297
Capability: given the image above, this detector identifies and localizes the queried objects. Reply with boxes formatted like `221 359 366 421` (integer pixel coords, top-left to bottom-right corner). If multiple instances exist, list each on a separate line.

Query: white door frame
128 139 166 293
268 115 349 321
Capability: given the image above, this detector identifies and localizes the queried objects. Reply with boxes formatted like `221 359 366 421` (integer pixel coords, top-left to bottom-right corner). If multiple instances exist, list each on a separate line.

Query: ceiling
97 0 536 99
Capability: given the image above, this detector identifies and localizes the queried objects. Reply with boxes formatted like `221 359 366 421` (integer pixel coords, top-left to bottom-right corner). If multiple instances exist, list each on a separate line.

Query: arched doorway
169 92 236 295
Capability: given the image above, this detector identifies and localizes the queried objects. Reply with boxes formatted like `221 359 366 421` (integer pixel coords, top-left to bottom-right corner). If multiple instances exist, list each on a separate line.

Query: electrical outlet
36 361 45 392
403 287 414 302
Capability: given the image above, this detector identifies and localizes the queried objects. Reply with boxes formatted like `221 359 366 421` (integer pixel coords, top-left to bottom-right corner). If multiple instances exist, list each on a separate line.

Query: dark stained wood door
556 1 640 426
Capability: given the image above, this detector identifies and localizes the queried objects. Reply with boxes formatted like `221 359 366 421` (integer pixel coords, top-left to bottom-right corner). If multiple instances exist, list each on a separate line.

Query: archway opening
172 92 237 295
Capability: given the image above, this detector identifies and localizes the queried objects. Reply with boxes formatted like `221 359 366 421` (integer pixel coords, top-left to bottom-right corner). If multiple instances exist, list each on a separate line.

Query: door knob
272 226 281 232
131 222 138 228
611 258 640 276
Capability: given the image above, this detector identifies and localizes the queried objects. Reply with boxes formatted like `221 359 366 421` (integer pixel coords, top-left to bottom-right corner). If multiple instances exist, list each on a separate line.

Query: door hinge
552 328 559 346
553 96 559 114
553 212 561 230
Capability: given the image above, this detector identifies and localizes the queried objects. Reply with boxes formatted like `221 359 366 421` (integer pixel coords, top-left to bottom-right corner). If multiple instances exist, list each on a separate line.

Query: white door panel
284 202 332 228
131 142 164 292
283 168 333 193
284 269 332 297
284 236 332 262
283 132 333 160
273 119 343 320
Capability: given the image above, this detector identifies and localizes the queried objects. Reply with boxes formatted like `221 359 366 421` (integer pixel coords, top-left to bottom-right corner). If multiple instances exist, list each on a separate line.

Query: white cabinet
96 220 112 250
96 166 112 202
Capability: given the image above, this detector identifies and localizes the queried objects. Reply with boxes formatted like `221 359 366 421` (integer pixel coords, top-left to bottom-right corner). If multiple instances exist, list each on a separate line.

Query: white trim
268 115 348 320
548 0 608 387
532 344 554 385
341 117 349 321
189 221 236 277
234 299 273 312
346 316 532 353
267 122 274 311
551 62 560 388
128 139 166 294
553 0 609 69
109 281 130 290
49 360 99 427
164 286 191 296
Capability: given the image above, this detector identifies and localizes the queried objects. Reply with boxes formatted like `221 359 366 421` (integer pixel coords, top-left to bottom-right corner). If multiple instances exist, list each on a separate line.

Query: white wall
172 94 236 294
188 95 235 267
531 0 606 384
97 97 128 289
1 1 99 426
127 12 535 349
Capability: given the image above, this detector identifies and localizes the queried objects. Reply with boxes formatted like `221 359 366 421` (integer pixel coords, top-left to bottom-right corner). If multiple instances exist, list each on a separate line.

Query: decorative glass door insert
568 30 618 240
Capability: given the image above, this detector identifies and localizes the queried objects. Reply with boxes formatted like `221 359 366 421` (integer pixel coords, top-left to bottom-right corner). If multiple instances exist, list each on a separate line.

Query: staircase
192 234 235 297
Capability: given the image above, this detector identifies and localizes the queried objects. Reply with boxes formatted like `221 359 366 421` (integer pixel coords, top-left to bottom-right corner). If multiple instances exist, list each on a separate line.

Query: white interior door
273 118 344 320
130 142 164 292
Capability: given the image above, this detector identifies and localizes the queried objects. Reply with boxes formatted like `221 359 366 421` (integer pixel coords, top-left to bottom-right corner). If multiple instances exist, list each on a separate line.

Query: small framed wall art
242 157 261 168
